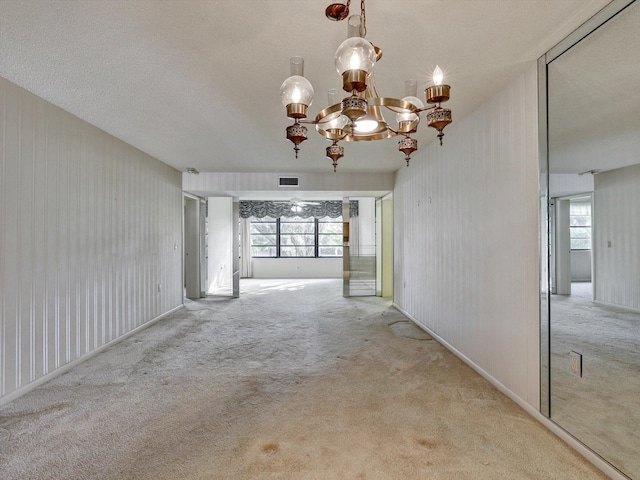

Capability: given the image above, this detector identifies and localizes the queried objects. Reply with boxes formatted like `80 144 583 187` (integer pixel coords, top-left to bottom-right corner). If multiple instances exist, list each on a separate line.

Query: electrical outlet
570 351 582 377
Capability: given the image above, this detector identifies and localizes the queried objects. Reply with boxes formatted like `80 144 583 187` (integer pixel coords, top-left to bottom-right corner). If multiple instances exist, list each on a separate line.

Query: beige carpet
550 282 640 477
0 279 608 479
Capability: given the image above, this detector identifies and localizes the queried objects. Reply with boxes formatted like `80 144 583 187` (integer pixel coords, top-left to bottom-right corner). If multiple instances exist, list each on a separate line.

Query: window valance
239 200 358 219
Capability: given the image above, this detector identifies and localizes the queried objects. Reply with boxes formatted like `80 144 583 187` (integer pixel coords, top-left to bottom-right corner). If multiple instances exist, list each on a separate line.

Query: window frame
569 202 592 251
279 216 317 257
250 216 343 258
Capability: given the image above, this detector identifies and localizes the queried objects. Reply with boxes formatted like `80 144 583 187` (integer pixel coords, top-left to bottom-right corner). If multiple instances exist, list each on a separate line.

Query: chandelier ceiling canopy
280 0 453 171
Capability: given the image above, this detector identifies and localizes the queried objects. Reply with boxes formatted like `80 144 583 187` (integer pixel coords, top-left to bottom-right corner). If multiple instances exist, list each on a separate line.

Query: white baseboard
392 303 629 480
594 299 640 315
0 304 184 408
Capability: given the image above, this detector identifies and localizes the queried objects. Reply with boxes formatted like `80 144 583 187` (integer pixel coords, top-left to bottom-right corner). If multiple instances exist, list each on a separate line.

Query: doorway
549 195 593 297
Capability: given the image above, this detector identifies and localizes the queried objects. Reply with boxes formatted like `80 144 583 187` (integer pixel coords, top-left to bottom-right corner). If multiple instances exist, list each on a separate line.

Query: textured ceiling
0 0 612 175
548 1 640 174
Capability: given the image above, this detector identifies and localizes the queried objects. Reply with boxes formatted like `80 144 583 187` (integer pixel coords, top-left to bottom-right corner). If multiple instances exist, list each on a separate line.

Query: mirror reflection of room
546 1 640 477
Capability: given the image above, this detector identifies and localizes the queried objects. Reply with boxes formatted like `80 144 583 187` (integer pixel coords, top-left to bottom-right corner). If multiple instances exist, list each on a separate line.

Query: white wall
207 197 233 295
381 196 394 298
393 63 540 408
549 173 594 198
554 199 571 295
184 196 202 299
252 258 341 279
351 197 376 256
571 250 592 282
0 77 183 404
182 172 394 198
593 164 640 309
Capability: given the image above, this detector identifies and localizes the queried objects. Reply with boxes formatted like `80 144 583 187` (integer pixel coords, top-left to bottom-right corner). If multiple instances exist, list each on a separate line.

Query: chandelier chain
360 0 366 37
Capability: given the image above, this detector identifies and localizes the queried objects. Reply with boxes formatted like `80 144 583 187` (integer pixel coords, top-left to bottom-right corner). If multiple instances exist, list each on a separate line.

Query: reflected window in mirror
569 200 591 250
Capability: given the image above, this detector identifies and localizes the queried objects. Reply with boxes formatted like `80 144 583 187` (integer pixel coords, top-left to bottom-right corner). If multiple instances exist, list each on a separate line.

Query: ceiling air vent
278 176 299 187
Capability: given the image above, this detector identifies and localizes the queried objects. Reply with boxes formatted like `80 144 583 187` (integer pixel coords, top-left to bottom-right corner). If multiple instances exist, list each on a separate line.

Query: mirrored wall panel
545 1 640 477
346 197 377 296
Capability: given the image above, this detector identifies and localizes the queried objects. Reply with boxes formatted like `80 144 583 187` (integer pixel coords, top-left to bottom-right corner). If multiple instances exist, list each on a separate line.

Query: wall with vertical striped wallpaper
0 76 183 404
594 164 640 309
394 63 541 408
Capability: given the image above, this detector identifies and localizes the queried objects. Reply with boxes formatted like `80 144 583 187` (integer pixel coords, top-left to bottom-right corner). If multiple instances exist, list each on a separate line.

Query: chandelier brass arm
315 97 420 141
311 97 443 122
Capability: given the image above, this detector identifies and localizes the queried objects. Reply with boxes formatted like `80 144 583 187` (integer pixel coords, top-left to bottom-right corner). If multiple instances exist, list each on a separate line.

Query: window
317 216 343 257
250 216 277 257
250 216 343 258
570 202 591 250
280 216 316 257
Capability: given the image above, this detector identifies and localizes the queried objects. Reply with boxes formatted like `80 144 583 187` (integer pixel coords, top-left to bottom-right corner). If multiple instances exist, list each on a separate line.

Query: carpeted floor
0 279 608 479
550 282 640 478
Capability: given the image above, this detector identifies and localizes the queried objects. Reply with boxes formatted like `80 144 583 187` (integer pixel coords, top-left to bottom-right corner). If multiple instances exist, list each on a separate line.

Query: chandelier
280 0 453 171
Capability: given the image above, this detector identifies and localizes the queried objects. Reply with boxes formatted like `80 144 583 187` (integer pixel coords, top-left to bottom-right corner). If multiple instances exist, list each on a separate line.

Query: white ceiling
548 1 640 174
0 0 612 175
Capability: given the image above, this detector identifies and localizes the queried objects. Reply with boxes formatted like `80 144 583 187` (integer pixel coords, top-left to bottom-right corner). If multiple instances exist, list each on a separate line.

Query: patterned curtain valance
239 200 358 219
